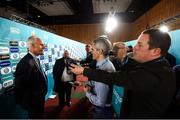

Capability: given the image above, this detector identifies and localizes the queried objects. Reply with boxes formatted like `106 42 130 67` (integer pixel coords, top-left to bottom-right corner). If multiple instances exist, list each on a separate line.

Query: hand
74 81 82 86
83 86 90 92
70 64 84 75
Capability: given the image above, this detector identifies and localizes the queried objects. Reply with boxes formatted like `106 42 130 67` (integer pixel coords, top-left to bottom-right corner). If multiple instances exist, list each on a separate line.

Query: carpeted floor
44 75 91 119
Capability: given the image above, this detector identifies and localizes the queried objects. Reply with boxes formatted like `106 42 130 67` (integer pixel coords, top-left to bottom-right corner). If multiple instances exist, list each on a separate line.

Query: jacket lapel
28 53 46 78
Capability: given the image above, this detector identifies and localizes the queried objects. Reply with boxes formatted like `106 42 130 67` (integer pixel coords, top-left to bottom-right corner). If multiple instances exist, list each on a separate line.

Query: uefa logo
19 41 27 47
10 53 20 59
1 67 11 75
12 65 17 72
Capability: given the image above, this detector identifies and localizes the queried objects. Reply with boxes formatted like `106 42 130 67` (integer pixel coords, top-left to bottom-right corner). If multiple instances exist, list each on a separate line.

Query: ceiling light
159 25 169 32
105 15 118 33
105 6 118 33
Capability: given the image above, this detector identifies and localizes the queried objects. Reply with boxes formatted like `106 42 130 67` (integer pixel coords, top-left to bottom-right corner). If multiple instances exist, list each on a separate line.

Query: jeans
90 105 113 119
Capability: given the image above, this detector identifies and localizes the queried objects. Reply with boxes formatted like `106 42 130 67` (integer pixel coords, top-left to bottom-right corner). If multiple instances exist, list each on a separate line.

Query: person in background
70 29 176 118
127 45 133 53
110 42 128 70
127 45 134 58
14 36 47 118
80 44 96 68
53 50 76 109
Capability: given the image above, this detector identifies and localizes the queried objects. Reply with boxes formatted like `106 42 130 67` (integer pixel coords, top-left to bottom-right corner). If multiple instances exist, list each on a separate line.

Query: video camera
65 58 77 74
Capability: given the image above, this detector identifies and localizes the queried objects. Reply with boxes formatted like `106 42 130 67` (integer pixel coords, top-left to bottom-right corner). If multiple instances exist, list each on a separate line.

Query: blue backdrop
0 17 86 118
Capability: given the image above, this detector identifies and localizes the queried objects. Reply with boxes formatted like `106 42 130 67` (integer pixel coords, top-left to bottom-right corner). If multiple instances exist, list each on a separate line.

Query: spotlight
159 25 169 32
105 16 118 33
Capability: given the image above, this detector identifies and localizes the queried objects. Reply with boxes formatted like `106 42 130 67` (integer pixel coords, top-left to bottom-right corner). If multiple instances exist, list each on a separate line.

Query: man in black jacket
80 44 93 66
80 44 96 69
53 50 76 109
70 29 176 118
14 36 47 118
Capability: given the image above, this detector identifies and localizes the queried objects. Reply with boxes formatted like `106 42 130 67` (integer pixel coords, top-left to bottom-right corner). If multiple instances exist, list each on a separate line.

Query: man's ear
31 43 35 47
100 49 104 55
151 48 161 56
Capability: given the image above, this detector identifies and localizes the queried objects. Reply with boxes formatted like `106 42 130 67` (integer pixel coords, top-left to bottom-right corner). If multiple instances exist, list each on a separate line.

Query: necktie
36 58 47 80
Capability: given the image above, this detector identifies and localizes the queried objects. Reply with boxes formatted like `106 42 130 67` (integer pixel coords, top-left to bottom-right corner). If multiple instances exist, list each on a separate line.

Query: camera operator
53 50 76 109
76 35 115 118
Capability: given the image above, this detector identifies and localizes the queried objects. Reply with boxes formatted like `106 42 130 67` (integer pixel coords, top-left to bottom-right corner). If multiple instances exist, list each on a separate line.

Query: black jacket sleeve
83 66 161 92
14 59 30 104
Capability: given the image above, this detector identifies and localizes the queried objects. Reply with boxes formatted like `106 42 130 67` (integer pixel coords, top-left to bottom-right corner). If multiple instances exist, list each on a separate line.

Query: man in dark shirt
70 29 176 118
80 44 93 66
80 44 96 68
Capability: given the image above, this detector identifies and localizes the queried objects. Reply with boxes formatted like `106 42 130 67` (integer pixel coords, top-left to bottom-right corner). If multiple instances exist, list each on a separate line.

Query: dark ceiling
0 0 160 25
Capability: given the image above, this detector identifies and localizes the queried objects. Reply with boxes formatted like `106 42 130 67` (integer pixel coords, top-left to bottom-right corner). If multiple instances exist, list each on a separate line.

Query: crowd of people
14 28 179 118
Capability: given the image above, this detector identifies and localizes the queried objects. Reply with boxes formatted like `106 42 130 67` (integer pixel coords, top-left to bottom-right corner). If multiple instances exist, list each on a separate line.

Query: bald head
27 36 45 56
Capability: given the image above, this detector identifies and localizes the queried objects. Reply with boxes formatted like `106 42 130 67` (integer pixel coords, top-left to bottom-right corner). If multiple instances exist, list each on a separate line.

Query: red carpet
44 75 91 119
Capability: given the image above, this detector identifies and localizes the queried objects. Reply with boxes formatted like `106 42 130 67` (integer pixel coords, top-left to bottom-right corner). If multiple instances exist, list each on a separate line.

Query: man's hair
143 29 171 56
93 35 112 57
27 36 39 48
85 44 91 48
112 42 125 55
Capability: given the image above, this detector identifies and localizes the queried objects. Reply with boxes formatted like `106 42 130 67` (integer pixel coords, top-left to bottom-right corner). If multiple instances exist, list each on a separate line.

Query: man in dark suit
14 36 47 118
53 50 76 109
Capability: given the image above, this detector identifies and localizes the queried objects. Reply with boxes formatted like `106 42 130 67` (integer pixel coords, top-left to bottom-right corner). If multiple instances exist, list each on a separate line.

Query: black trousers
58 82 72 106
27 99 45 119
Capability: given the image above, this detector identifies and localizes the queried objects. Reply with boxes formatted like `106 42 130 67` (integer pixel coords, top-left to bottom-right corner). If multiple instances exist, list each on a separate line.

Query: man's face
117 45 127 60
63 50 69 58
85 45 91 53
33 38 45 56
91 45 101 60
133 34 153 63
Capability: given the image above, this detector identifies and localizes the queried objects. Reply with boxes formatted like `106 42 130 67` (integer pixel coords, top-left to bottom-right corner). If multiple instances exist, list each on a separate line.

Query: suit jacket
53 57 76 92
14 53 47 110
80 53 93 65
83 57 176 118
